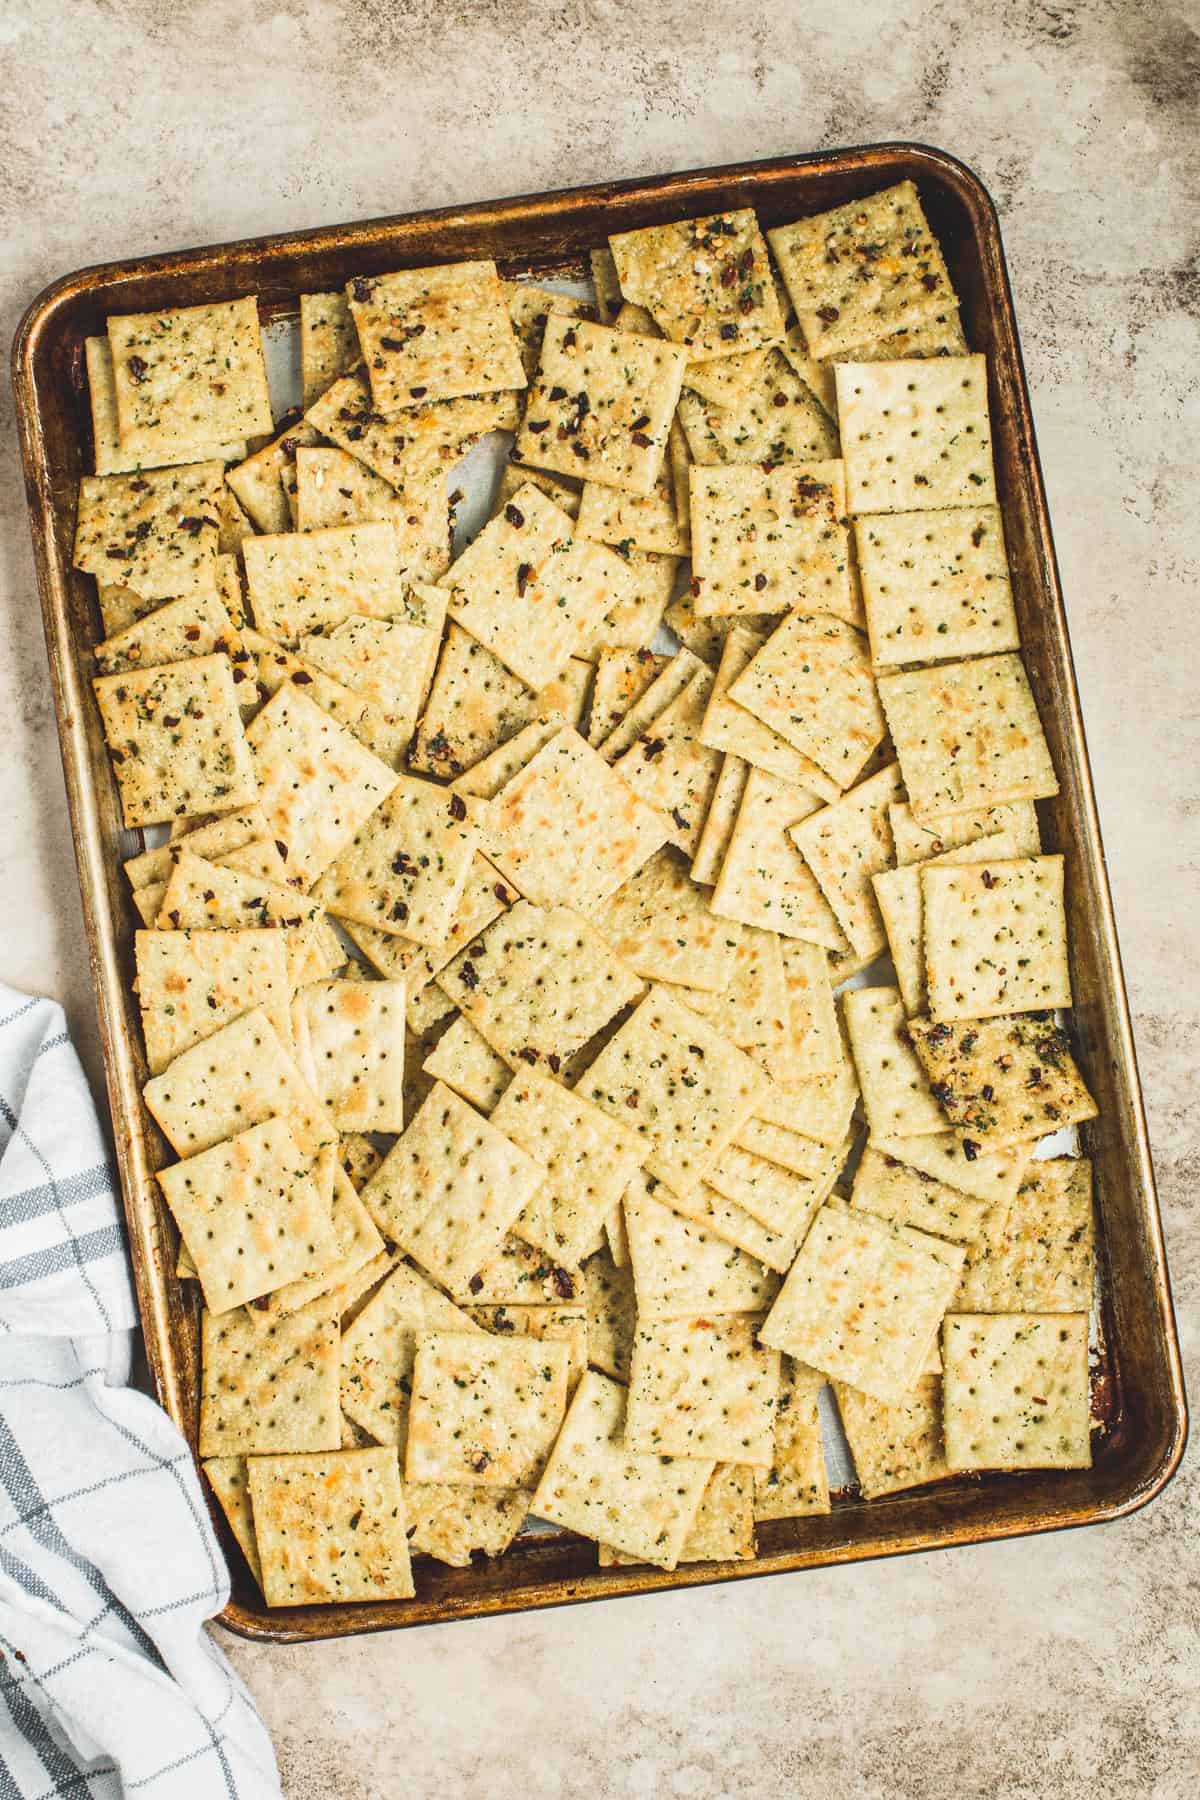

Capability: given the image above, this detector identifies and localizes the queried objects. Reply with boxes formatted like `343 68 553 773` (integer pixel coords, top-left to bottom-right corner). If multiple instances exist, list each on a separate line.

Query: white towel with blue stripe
0 984 279 1797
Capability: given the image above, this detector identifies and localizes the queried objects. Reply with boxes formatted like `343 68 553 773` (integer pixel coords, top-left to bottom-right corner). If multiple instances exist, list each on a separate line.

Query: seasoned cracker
242 520 409 641
134 927 290 1076
422 1013 512 1112
580 1244 636 1380
678 350 838 468
405 1484 529 1567
408 622 539 780
954 1158 1094 1312
491 1070 641 1267
869 1129 1032 1210
610 666 722 855
873 829 1027 1014
340 1260 483 1449
348 260 525 412
789 764 902 960
307 370 519 487
923 855 1071 1021
941 1312 1091 1470
299 291 358 408
199 1302 340 1457
596 846 742 992
75 461 223 602
835 1375 948 1499
300 978 406 1133
843 985 946 1138
710 767 844 947
689 462 855 622
142 1005 335 1158
108 296 272 459
249 1447 415 1605
908 1013 1096 1147
849 1144 993 1244
587 647 669 746
576 461 689 557
503 281 595 381
888 798 1041 867
625 1314 780 1466
836 355 996 514
312 775 481 946
623 1174 779 1318
227 418 320 535
609 210 783 360
86 335 245 476
93 653 255 829
753 1359 830 1519
405 1330 568 1487
700 624 839 796
294 447 449 587
726 612 885 791
856 505 1019 667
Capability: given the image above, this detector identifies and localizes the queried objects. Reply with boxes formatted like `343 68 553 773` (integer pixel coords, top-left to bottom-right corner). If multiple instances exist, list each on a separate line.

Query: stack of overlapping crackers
74 180 1099 1609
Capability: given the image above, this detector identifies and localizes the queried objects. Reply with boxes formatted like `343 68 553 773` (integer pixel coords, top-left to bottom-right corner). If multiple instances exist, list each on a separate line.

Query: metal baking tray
12 142 1187 1643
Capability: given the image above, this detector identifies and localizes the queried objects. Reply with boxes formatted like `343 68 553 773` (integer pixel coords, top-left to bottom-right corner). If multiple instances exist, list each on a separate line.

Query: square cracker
74 461 223 602
836 356 996 514
754 1359 830 1520
503 280 595 381
727 612 885 791
203 1457 263 1590
710 767 844 949
242 520 408 641
582 988 769 1198
834 1374 948 1499
855 505 1020 668
312 775 481 946
466 1302 588 1398
246 683 394 888
199 1302 340 1456
580 1244 636 1381
843 985 946 1138
595 846 743 993
490 1070 641 1267
923 854 1071 1021
678 350 838 469
760 1200 963 1403
300 979 406 1133
850 1144 993 1245
609 209 784 360
700 624 839 798
405 1484 529 1567
705 1139 837 1242
869 1129 1032 1210
515 316 688 497
248 1166 386 1331
576 461 688 558
690 752 749 888
405 1330 568 1487
597 646 706 762
340 1260 483 1449
665 1179 805 1276
300 291 358 407
347 260 526 412
873 829 1027 1015
422 1015 512 1113
487 726 669 915
530 1369 712 1571
300 607 449 769
623 1174 779 1318
942 1312 1091 1470
625 1314 780 1467
877 653 1058 822
789 764 903 960
142 1006 335 1158
408 622 539 780
227 418 321 535
464 1232 581 1307
135 927 291 1076
108 296 273 459
93 654 255 829
85 336 244 476
610 666 723 856
587 648 668 747
306 370 520 488
93 589 251 686
954 1158 1094 1312
249 1447 415 1605
439 482 624 689
768 181 954 361
158 1115 338 1314
908 1013 1096 1147
358 1081 545 1297
889 798 1041 867
662 923 788 1054
293 446 449 586
689 462 855 622
436 897 644 1074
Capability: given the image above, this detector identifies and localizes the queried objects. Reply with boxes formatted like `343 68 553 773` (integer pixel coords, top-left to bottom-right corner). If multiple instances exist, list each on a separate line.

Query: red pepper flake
630 413 651 431
962 1139 980 1161
504 503 525 528
740 248 755 273
689 575 702 597
518 1046 538 1065
468 1273 484 1295
738 294 754 315
552 1267 575 1300
516 561 533 596
562 328 578 349
630 430 652 448
351 278 373 303
772 391 788 408
460 961 480 990
379 336 405 352
526 418 550 433
754 572 767 591
625 1092 639 1108
448 793 467 822
128 477 149 492
641 736 666 761
275 841 289 861
547 1052 561 1074
292 670 313 685
410 386 427 398
494 882 512 904
670 807 687 831
719 322 738 341
471 1452 491 1474
720 263 737 289
184 625 201 641
126 354 149 383
816 305 840 323
971 523 986 547
921 272 941 291
981 869 997 889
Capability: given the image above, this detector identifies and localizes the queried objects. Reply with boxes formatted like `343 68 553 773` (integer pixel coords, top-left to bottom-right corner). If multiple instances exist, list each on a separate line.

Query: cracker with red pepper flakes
596 645 703 760
952 1157 1094 1314
888 798 1041 868
836 353 996 515
849 1144 994 1245
293 445 449 575
768 181 955 362
94 588 252 700
242 517 410 642
922 853 1071 1023
495 459 583 520
689 461 857 624
661 921 787 1056
678 349 839 470
226 417 320 534
108 295 274 461
405 1330 569 1488
92 651 256 829
586 648 669 748
75 460 224 603
625 1314 780 1467
347 260 527 414
727 612 884 790
515 316 689 497
502 280 595 383
576 456 689 557
624 1175 781 1319
340 1260 484 1450
834 1373 948 1500
134 924 291 1076
405 1483 530 1567
908 1013 1097 1148
466 1302 588 1398
610 664 722 858
941 1312 1091 1471
610 210 785 362
299 290 359 407
855 503 1020 669
873 828 1029 1015
408 621 540 780
200 1301 341 1459
423 1013 512 1113
312 773 483 947
306 369 520 487
85 336 246 478
249 1447 415 1606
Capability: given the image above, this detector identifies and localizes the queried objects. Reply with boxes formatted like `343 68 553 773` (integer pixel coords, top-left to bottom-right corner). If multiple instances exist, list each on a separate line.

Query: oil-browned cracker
92 653 256 829
358 1081 545 1297
530 1369 712 1571
74 461 224 603
908 1013 1096 1147
843 985 946 1138
408 622 540 780
625 1314 780 1466
226 418 320 534
306 370 520 488
503 281 595 381
313 775 481 946
609 210 783 360
768 181 955 361
868 1128 1033 1211
242 520 409 641
835 1375 948 1499
93 590 252 693
158 1115 338 1314
405 1330 568 1487
849 1144 993 1244
299 979 406 1134
624 1175 780 1318
877 653 1058 822
595 846 743 992
754 1359 831 1520
710 766 844 948
954 1158 1094 1312
836 355 996 514
142 1005 335 1158
789 764 903 960
727 612 885 792
487 725 669 914
86 336 245 476
941 1312 1091 1470
347 260 526 413
583 988 769 1198
677 350 839 468
134 927 291 1076
760 1200 964 1403
198 1302 340 1457
610 664 722 856
435 898 643 1074
108 296 273 459
491 1070 642 1267
576 457 689 557
689 462 856 623
245 682 394 888
249 1447 414 1605
514 316 689 497
923 854 1071 1021
339 1260 484 1449
405 1484 530 1567
855 505 1019 667
299 291 359 408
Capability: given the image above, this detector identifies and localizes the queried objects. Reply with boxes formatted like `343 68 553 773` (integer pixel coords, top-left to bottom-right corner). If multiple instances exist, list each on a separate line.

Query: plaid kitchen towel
0 983 279 1797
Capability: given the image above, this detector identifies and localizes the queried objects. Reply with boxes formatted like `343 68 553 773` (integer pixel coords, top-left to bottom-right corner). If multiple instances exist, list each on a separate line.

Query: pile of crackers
74 180 1099 1610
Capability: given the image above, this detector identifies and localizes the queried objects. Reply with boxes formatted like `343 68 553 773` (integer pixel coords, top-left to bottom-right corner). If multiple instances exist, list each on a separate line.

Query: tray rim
11 139 1188 1645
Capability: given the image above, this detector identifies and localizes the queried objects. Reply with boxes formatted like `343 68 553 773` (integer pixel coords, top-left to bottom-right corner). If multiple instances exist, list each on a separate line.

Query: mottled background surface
2 2 1196 1794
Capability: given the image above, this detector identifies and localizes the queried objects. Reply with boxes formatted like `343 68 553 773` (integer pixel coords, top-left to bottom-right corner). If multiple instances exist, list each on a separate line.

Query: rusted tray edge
11 143 1188 1644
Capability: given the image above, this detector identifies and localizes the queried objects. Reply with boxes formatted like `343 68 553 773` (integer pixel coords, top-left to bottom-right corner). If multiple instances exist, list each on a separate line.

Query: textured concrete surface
1 2 1196 1795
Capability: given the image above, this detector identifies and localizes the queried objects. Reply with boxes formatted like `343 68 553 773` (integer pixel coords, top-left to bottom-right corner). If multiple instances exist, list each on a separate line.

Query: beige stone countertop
1 2 1195 1794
